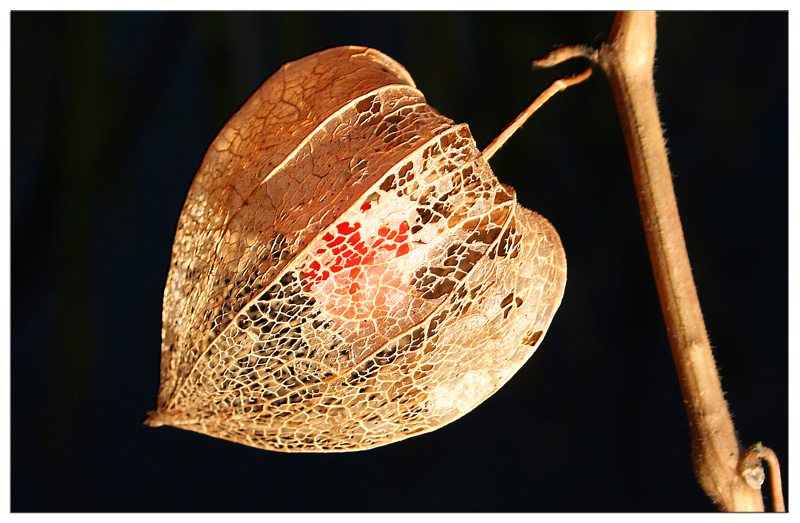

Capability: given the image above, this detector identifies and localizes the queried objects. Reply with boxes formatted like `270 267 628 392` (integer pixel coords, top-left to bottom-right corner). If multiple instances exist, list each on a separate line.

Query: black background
11 12 788 511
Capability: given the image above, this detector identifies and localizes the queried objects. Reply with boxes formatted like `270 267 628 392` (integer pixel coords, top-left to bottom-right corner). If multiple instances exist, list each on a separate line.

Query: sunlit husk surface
146 46 566 452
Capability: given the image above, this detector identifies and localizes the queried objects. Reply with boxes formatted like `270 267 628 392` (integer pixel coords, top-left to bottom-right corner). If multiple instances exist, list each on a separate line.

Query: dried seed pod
145 45 566 452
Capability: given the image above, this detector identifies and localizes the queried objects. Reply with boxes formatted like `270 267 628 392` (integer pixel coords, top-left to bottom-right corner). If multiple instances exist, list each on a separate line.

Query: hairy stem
596 11 764 511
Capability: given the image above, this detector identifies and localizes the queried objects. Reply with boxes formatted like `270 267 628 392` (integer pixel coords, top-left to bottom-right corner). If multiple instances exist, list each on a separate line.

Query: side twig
739 442 786 512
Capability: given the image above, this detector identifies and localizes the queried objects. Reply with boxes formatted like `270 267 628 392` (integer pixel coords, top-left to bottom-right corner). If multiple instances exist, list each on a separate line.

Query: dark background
11 12 787 511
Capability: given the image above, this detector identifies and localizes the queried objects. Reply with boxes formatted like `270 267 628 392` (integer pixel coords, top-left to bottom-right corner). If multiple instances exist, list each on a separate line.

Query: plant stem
482 67 592 161
595 11 764 511
529 13 784 509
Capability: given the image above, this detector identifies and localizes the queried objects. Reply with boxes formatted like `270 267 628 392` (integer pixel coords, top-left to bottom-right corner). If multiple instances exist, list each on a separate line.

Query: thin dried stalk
483 67 592 160
739 442 785 512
